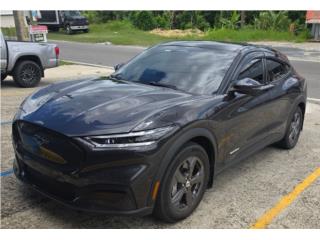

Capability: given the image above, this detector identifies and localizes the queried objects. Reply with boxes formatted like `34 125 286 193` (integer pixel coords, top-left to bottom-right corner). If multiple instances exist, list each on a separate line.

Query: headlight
83 126 177 148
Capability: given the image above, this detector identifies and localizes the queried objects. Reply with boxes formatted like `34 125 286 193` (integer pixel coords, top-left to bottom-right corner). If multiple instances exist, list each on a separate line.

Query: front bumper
12 121 165 215
70 25 88 30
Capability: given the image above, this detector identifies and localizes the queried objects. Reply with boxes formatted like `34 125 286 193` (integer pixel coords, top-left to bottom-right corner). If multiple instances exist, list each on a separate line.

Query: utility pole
13 11 28 41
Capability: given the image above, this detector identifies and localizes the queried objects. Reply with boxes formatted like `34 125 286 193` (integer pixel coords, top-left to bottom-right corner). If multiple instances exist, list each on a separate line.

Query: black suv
12 41 306 222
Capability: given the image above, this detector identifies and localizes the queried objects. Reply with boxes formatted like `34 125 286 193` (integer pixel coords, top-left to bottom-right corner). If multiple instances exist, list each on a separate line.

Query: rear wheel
13 60 42 88
153 142 210 222
276 107 303 149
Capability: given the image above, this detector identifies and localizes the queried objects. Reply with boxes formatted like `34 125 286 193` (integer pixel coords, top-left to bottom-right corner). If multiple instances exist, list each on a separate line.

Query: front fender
146 121 219 207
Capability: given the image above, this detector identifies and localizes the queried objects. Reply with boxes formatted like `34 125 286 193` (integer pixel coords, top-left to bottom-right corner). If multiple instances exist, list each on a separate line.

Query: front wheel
276 107 303 149
153 142 210 222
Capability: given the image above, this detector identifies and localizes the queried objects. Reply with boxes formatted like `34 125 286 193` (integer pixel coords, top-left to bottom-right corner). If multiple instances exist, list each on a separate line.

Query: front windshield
115 45 238 95
64 11 81 17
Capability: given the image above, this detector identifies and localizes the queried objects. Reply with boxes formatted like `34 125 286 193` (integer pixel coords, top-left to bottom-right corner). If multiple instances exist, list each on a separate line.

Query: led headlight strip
84 126 176 148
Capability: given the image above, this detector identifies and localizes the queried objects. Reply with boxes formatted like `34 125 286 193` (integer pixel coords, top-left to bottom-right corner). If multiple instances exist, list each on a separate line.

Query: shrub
130 11 157 31
173 11 210 31
155 14 171 29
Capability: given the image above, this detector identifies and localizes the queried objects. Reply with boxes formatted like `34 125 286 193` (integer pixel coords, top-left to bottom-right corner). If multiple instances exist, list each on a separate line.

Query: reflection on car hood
17 77 201 136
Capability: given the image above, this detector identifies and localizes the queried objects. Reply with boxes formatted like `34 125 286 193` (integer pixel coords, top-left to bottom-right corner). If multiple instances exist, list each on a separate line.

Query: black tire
65 25 73 35
153 142 210 222
13 60 42 88
276 107 303 149
83 29 89 33
1 73 7 81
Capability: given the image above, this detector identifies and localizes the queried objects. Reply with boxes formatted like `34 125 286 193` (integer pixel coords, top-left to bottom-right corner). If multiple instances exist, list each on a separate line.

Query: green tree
220 11 240 29
254 11 291 31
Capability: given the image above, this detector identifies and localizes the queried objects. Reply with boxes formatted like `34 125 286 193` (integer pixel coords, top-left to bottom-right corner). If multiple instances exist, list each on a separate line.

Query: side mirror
114 63 125 71
230 78 274 96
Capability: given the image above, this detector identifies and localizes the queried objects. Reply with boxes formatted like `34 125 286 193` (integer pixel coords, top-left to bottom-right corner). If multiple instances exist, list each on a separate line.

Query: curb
307 98 320 105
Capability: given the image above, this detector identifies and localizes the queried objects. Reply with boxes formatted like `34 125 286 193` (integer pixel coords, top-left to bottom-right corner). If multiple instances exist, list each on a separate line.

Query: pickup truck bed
1 32 59 87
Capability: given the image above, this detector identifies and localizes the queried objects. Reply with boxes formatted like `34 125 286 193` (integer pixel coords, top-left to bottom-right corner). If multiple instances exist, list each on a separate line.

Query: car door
264 57 296 134
218 52 280 165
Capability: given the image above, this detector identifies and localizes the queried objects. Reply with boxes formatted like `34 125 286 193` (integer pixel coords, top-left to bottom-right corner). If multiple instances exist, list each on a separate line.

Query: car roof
159 40 245 51
159 40 278 56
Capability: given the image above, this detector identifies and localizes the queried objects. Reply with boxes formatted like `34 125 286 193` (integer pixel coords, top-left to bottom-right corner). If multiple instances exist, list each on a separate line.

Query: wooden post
13 11 28 41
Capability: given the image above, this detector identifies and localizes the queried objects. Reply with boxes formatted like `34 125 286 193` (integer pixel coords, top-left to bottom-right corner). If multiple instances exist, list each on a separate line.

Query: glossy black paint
12 41 307 215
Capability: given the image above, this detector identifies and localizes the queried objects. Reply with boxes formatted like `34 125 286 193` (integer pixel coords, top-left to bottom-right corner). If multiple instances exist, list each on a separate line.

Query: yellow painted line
251 167 320 229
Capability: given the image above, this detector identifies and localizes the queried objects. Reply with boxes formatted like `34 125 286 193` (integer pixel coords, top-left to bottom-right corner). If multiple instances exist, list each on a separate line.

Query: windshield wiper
143 81 178 90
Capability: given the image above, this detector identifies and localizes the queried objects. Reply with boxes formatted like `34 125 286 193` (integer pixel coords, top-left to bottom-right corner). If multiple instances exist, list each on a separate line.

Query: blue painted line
0 169 14 177
1 120 13 125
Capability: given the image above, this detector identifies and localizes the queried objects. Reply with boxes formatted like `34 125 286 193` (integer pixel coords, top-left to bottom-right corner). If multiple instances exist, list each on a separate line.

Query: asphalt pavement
51 40 320 99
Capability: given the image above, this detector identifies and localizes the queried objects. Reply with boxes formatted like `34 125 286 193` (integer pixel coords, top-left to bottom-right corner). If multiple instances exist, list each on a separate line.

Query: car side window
266 59 290 82
238 58 264 84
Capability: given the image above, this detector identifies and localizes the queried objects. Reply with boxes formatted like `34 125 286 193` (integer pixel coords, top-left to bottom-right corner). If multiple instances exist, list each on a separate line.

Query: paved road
52 41 320 99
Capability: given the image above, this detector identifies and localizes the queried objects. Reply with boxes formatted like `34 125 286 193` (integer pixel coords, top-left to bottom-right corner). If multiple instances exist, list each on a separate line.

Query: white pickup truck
0 32 59 87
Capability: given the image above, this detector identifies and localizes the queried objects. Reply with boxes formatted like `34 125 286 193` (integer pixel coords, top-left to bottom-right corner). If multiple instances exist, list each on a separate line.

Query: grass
48 21 182 46
1 27 16 37
59 60 74 66
205 28 309 43
2 20 308 46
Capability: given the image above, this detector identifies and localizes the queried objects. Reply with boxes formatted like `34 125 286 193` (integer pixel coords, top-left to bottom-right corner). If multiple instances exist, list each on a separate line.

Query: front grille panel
13 121 84 172
74 19 86 25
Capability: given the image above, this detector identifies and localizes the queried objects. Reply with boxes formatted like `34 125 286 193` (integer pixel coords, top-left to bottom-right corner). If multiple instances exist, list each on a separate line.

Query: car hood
17 77 203 136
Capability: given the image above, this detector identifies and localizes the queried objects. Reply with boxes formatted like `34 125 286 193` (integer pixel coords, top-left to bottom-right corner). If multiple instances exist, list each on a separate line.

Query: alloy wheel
288 111 301 145
20 64 40 84
170 156 205 211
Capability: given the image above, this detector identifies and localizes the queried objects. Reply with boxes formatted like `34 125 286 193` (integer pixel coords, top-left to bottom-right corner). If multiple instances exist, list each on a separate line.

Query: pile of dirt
150 28 205 37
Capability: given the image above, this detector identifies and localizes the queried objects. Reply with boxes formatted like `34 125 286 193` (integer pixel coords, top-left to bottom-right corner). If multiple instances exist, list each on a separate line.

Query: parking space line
251 167 320 229
0 169 14 177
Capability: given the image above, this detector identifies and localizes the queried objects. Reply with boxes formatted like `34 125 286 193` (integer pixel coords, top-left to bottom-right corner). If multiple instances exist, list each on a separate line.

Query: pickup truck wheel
1 73 7 81
13 60 42 88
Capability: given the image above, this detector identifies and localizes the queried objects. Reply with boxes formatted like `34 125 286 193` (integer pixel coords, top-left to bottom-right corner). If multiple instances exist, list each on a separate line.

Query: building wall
0 15 15 28
0 11 30 28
